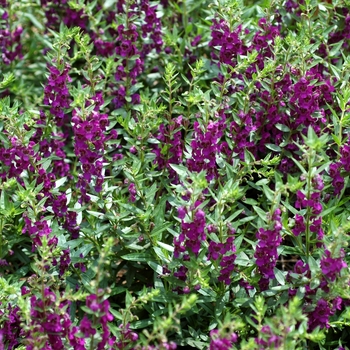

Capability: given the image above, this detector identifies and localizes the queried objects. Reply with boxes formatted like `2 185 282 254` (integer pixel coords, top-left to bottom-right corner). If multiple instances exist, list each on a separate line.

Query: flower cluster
63 7 87 30
115 323 138 349
293 183 324 247
68 294 115 348
72 93 117 203
0 305 22 349
0 7 23 65
287 260 310 297
139 0 163 56
22 217 52 252
0 138 39 180
58 248 71 277
40 0 66 30
173 265 188 282
209 329 238 350
85 294 114 349
43 63 72 127
229 110 257 160
250 18 280 68
128 182 137 202
321 249 347 282
187 118 225 181
63 211 80 239
255 325 283 349
329 8 350 51
328 140 350 196
25 288 72 349
289 71 334 133
307 298 332 331
209 19 247 67
113 23 143 108
209 13 336 167
39 131 71 178
40 0 87 31
153 116 183 182
207 227 237 285
254 209 283 291
174 206 206 258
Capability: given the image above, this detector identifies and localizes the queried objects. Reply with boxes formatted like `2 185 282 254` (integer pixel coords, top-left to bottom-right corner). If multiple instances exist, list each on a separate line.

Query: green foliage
1 0 350 349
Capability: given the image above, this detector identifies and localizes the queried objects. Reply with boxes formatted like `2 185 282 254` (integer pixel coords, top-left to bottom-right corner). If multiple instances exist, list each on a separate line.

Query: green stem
339 108 345 155
305 151 313 258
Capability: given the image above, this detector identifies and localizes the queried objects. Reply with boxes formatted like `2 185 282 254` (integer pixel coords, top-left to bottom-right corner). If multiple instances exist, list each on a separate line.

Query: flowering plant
1 0 350 349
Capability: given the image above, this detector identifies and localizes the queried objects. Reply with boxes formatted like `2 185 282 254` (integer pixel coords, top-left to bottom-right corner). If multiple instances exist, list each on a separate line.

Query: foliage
1 0 350 349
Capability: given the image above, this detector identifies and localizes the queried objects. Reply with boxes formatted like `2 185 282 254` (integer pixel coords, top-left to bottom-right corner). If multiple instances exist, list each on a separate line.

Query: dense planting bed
1 0 350 349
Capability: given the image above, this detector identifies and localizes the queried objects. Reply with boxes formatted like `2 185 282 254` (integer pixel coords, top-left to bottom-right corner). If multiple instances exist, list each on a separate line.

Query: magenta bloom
321 249 347 282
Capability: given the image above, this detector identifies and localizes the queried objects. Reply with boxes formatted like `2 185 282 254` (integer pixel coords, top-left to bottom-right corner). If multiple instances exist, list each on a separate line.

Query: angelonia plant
2 0 350 349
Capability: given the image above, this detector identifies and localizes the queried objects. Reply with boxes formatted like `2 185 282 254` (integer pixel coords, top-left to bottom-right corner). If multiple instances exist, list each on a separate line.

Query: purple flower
116 324 138 349
178 206 186 219
209 329 238 350
191 35 201 47
308 299 332 331
292 214 305 236
174 265 188 281
86 294 100 312
255 325 283 348
255 210 282 290
71 93 116 203
26 287 72 348
321 249 347 282
80 316 96 337
153 116 184 182
59 249 71 277
174 207 206 258
1 305 21 349
129 183 137 202
187 118 225 181
43 63 72 127
0 11 23 65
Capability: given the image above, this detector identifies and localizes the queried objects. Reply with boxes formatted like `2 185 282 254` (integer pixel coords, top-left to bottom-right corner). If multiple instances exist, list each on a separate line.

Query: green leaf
153 196 167 227
329 40 344 57
169 164 188 178
151 223 172 238
235 252 252 266
253 206 268 222
55 177 67 188
308 256 319 277
121 253 154 262
145 182 157 202
0 189 10 210
109 308 123 320
238 215 257 224
273 268 285 285
292 157 307 174
265 143 281 152
181 73 190 85
130 318 153 329
125 290 133 309
157 241 174 252
225 209 244 223
262 184 275 202
23 13 44 30
275 123 290 132
0 72 15 89
86 210 105 219
76 244 94 258
153 247 169 263
242 198 258 205
148 261 163 275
